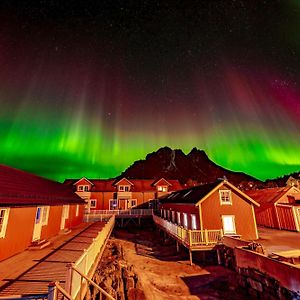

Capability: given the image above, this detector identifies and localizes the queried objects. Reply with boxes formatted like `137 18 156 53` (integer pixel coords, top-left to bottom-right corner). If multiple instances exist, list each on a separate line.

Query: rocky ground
94 225 250 300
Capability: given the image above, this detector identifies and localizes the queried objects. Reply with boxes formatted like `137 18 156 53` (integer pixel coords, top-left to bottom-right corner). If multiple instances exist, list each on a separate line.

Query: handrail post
65 263 74 297
188 230 192 247
205 229 209 245
48 282 58 300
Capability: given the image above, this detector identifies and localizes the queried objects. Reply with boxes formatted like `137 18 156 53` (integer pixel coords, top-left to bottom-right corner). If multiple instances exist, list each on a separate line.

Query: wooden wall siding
201 188 258 240
0 204 85 262
0 207 36 262
256 207 279 229
40 206 63 240
277 206 297 231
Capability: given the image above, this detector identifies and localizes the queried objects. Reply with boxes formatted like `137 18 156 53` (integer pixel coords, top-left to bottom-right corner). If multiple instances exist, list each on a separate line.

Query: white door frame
60 205 69 230
32 207 43 241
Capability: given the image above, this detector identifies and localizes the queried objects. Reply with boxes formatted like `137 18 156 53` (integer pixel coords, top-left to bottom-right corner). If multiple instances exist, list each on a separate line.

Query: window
75 205 79 217
109 199 118 210
177 212 181 225
90 199 97 208
78 185 89 192
119 185 130 192
41 206 50 225
219 190 232 205
191 214 197 230
0 208 9 238
130 199 137 208
157 186 168 192
222 215 236 234
183 213 188 229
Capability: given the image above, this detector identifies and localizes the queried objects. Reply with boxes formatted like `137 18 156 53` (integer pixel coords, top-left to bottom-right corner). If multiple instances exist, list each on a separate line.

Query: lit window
222 215 236 234
41 206 50 225
219 190 232 205
191 214 197 230
183 213 188 229
158 186 168 192
90 199 97 208
0 209 9 238
75 205 79 217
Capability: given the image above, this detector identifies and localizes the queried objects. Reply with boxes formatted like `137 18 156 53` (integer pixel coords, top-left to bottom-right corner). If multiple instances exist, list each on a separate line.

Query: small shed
246 186 300 231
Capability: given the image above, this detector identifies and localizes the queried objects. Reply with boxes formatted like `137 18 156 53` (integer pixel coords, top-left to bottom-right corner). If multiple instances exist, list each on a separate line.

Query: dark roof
0 165 85 207
160 181 222 204
64 178 183 192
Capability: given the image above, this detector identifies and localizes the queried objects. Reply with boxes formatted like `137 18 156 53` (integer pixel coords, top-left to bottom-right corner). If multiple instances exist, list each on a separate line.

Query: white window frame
75 204 79 217
78 185 89 192
183 213 188 229
90 199 97 208
118 185 130 192
130 199 137 208
0 208 10 238
41 206 50 225
221 215 236 235
219 190 232 205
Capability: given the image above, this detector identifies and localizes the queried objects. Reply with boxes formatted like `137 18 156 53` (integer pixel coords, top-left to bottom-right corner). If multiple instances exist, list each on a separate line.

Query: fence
153 214 223 248
84 209 153 222
64 215 115 300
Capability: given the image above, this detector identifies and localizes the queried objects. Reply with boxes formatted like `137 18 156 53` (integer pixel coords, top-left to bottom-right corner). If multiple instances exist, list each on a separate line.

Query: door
222 215 236 235
60 205 69 230
191 214 197 230
32 207 43 241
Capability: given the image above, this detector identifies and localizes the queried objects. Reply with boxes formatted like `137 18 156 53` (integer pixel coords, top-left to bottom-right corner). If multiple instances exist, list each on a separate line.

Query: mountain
119 147 259 186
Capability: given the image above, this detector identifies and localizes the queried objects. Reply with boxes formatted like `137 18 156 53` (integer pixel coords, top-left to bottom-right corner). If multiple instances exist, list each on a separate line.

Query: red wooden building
246 186 300 231
64 177 183 211
0 165 85 261
159 180 259 240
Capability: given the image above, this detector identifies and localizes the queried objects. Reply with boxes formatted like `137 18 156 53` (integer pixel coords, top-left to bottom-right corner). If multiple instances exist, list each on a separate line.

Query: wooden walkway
0 222 106 297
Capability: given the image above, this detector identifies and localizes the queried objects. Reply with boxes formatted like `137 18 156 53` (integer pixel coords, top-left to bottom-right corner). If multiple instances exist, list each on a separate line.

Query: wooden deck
0 222 106 297
153 214 223 251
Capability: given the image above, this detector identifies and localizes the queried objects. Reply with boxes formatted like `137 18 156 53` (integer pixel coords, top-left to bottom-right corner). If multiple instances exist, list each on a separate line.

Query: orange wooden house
246 186 300 231
159 180 259 240
64 177 183 211
0 165 85 261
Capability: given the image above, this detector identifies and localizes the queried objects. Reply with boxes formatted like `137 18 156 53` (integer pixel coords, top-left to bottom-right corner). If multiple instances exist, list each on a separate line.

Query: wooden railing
153 214 223 248
84 209 153 221
65 215 115 300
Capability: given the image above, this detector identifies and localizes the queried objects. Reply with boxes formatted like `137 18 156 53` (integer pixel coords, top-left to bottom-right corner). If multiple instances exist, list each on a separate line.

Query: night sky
1 1 300 182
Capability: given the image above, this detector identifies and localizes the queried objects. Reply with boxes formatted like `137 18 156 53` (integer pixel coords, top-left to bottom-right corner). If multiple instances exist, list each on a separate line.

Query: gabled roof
152 178 172 186
0 165 85 207
113 178 134 186
63 178 183 192
160 180 259 207
73 177 94 186
245 186 300 208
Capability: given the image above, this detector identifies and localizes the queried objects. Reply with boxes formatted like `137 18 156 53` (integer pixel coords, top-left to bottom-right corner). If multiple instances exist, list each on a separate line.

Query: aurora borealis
1 1 300 182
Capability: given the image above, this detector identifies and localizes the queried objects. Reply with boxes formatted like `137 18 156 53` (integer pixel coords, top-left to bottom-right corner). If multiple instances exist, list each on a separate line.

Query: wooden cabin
158 180 259 241
0 164 85 261
246 186 300 231
64 177 183 211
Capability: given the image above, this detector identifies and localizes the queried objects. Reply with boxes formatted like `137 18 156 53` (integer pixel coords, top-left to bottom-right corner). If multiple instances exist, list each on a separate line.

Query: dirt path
104 227 249 300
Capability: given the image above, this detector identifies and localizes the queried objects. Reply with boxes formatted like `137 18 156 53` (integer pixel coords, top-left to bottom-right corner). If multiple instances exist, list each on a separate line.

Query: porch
152 214 223 265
